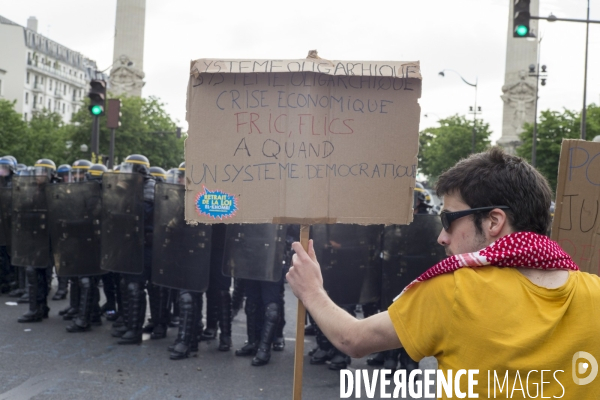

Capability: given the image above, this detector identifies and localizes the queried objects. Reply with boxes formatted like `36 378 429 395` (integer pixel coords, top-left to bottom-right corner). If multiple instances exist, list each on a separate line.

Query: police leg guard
150 284 169 340
18 267 42 323
67 277 92 332
235 299 259 357
170 291 196 360
218 290 232 351
118 282 144 345
252 302 280 366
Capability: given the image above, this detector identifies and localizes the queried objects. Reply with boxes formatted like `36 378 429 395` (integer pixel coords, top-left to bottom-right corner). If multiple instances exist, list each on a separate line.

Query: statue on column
109 55 145 97
501 71 536 137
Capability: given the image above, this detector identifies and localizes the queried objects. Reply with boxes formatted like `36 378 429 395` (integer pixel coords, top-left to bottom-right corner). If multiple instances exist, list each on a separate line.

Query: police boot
66 277 92 333
235 300 259 357
310 325 334 364
231 278 245 318
118 283 145 345
18 267 42 323
111 277 129 337
218 290 232 351
63 279 80 320
329 348 351 370
252 302 280 366
383 349 400 371
9 267 26 297
201 290 219 341
150 285 169 340
52 276 68 300
170 292 196 360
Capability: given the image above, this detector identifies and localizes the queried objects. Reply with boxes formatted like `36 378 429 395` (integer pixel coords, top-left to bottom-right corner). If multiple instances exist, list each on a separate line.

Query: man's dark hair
435 147 552 235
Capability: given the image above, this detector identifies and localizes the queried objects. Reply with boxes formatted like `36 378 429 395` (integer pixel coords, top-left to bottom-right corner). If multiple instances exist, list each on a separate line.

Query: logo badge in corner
195 186 238 220
572 351 598 385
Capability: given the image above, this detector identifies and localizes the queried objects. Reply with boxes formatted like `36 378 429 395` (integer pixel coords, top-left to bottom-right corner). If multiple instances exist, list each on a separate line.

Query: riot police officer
116 154 155 344
64 160 102 332
0 157 17 295
18 159 57 323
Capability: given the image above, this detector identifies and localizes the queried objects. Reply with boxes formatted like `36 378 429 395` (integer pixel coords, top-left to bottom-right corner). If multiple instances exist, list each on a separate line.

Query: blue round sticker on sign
195 186 238 220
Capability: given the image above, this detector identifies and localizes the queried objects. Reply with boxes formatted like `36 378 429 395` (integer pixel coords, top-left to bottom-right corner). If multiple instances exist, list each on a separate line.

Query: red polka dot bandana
396 231 579 299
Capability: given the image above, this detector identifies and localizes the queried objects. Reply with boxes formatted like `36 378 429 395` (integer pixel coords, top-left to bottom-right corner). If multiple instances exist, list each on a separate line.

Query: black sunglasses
440 206 511 231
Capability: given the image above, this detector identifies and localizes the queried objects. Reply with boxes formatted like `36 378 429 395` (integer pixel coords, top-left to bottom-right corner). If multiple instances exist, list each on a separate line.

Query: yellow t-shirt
388 267 600 399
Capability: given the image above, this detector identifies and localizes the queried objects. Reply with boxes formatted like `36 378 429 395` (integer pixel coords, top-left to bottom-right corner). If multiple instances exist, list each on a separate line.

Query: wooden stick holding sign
293 225 310 400
184 52 422 399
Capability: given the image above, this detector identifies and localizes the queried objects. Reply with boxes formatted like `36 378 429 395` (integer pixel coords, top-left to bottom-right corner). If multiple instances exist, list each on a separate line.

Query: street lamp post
439 69 478 154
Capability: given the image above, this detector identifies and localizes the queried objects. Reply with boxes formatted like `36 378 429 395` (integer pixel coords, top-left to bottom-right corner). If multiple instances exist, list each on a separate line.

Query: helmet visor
120 163 134 173
70 170 87 182
0 165 10 177
34 166 51 177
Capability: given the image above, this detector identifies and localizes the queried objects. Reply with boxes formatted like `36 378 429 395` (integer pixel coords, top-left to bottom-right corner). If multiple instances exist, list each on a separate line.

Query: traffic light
106 99 122 129
88 80 106 116
513 0 531 38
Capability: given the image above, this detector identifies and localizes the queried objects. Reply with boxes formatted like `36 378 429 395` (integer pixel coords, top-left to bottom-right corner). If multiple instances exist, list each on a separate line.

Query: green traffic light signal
90 105 103 116
515 24 529 37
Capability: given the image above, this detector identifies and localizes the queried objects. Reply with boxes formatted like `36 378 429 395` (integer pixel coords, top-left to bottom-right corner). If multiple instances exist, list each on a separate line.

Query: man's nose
437 229 449 246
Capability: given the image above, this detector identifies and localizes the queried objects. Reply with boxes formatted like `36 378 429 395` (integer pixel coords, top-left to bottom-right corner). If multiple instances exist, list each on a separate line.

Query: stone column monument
109 0 146 97
497 0 539 155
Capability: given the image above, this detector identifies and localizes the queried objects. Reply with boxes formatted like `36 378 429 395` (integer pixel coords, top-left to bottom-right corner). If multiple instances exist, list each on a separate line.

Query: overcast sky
2 0 599 143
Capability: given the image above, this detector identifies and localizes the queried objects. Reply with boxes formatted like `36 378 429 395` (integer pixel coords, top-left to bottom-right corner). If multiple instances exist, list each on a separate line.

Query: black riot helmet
121 154 150 176
149 166 167 182
71 159 92 182
33 159 56 179
56 164 72 182
86 164 108 181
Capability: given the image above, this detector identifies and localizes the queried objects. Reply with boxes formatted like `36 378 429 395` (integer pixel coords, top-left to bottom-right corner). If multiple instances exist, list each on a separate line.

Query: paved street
0 280 436 400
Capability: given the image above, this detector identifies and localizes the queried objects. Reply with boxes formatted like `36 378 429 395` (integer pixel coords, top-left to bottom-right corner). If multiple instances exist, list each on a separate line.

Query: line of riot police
0 152 445 373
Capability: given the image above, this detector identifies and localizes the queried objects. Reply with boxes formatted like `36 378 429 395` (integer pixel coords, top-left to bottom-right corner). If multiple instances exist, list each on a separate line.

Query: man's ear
487 208 508 237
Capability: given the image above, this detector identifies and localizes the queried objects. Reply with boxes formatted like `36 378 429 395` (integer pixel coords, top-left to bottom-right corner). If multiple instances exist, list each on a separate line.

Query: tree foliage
0 96 185 169
418 115 492 182
65 95 185 169
516 104 600 192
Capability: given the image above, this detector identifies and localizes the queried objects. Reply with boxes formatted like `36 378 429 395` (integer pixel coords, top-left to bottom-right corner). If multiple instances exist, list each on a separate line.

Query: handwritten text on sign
553 141 600 274
185 59 421 224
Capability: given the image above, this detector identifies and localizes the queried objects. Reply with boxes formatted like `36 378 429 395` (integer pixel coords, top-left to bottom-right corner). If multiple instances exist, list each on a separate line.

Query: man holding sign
287 148 600 398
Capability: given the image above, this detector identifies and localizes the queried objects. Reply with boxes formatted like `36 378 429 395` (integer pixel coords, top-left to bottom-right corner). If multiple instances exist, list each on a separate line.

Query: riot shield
11 175 51 268
222 224 286 282
0 177 10 247
152 182 212 292
311 224 383 306
100 173 145 274
381 214 446 308
46 181 104 277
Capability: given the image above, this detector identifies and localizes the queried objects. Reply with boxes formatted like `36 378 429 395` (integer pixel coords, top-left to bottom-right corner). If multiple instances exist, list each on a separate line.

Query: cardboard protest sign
552 139 600 275
184 57 422 225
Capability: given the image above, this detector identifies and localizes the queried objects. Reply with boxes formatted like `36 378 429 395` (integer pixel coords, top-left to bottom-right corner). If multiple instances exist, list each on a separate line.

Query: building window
26 72 30 84
47 99 51 109
24 113 28 122
25 92 29 104
62 103 65 114
49 80 52 90
63 84 66 94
